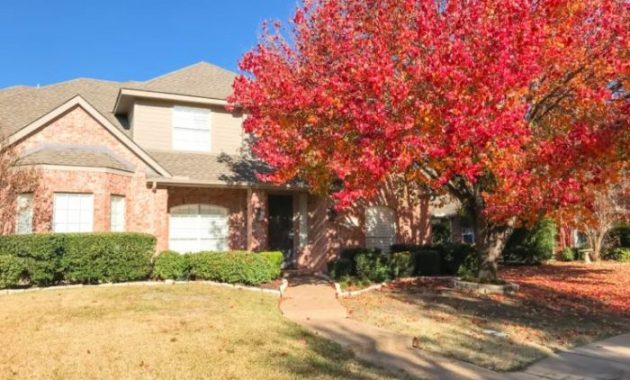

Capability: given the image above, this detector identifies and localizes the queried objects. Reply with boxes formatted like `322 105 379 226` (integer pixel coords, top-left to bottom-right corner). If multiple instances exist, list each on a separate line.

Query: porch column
247 189 268 251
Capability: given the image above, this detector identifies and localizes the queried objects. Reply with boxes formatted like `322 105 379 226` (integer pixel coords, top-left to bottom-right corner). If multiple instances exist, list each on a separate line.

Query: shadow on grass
372 265 630 371
277 322 414 380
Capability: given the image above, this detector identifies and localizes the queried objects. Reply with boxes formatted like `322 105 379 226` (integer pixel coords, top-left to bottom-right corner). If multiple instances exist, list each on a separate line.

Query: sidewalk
280 278 630 380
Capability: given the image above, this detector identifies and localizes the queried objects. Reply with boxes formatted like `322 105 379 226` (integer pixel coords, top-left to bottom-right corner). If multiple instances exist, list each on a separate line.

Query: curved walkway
280 277 630 380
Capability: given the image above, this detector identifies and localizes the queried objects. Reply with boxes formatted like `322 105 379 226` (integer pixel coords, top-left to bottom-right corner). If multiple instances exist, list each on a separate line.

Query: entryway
268 194 294 267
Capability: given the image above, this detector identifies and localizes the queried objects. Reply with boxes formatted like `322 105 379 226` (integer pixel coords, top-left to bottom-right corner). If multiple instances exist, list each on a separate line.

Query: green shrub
389 251 414 278
559 247 576 262
188 251 278 285
153 250 190 280
440 243 477 275
414 249 442 276
339 247 372 275
355 249 391 282
457 251 481 280
503 218 556 264
0 234 65 286
327 258 353 280
604 247 630 262
258 251 284 279
0 255 26 289
61 233 155 283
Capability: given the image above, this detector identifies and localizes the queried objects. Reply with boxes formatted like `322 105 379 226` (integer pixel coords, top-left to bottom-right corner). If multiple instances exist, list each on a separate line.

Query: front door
267 195 294 266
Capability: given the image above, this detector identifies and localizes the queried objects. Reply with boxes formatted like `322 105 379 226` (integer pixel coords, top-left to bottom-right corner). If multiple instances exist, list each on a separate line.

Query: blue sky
0 0 296 88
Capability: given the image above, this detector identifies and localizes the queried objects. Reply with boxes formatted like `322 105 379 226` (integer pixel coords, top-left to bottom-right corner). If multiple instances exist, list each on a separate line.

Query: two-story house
0 62 462 270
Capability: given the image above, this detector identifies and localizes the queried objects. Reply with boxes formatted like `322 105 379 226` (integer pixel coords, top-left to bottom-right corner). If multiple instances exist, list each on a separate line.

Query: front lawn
341 262 630 371
0 284 405 379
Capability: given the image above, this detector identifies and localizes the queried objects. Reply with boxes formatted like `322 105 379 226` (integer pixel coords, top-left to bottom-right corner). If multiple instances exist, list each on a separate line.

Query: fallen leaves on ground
341 262 630 371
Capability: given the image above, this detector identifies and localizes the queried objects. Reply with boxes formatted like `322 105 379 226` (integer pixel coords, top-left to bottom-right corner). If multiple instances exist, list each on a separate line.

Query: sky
0 0 296 88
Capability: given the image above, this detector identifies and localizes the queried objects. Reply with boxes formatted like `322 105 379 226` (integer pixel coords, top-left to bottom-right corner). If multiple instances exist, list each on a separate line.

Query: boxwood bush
187 251 282 285
0 233 65 286
0 233 155 287
389 251 414 278
259 251 284 279
355 249 391 282
414 249 442 276
61 233 155 283
153 250 190 280
0 255 26 289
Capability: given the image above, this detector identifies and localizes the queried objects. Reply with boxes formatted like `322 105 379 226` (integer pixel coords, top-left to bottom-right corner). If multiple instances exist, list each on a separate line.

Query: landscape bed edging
334 276 460 298
452 279 520 294
1 279 285 297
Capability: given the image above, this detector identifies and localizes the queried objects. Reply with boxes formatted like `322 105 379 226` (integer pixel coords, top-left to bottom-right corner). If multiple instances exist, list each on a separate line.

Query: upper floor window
53 193 93 233
16 193 33 234
110 195 126 232
172 106 211 151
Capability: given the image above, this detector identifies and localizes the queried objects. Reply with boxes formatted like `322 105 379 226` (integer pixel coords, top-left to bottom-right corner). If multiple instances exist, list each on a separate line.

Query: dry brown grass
342 262 630 371
0 284 405 380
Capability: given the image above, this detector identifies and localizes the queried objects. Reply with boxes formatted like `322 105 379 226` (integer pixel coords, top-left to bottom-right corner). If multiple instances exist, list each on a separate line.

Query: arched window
169 204 228 253
365 206 396 253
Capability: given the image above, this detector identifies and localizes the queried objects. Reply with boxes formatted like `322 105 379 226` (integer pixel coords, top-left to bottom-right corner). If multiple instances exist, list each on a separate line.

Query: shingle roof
0 62 237 138
132 62 236 100
16 147 134 172
148 151 268 184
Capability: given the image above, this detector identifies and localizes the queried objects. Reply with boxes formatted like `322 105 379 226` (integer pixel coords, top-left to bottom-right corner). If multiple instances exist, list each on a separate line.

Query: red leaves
229 0 629 219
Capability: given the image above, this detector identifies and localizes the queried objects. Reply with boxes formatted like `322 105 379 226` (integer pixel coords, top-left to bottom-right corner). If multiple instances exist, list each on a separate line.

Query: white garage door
169 204 228 253
365 206 396 253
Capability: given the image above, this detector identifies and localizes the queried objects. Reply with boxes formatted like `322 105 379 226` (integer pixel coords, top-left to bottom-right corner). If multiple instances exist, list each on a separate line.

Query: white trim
5 96 171 177
114 88 229 114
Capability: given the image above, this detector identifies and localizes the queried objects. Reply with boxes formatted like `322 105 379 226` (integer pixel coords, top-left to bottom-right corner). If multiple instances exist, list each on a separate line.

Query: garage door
169 204 228 253
365 206 396 253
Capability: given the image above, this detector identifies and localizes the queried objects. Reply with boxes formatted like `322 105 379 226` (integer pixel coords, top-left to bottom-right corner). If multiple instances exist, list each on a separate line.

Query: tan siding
132 100 173 151
212 109 244 154
131 100 244 154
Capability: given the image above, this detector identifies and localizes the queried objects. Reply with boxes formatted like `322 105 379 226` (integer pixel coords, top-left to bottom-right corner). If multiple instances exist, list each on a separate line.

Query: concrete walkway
279 278 630 380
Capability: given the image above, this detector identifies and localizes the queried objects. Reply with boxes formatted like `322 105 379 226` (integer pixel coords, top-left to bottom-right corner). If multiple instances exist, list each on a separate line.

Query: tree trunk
470 207 514 282
586 230 604 262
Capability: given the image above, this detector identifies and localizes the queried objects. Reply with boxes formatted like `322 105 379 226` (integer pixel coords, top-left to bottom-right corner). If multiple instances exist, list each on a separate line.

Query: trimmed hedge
389 251 414 278
0 255 25 289
153 250 190 280
187 251 282 286
62 233 155 283
0 234 65 286
0 233 155 286
327 258 353 279
355 249 391 282
414 249 442 276
328 243 479 282
259 251 284 279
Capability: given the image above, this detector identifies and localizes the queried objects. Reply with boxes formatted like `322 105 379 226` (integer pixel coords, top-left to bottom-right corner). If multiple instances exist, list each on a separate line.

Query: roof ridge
145 61 237 83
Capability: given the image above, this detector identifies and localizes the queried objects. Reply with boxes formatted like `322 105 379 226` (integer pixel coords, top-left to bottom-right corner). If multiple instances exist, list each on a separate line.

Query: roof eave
113 88 237 115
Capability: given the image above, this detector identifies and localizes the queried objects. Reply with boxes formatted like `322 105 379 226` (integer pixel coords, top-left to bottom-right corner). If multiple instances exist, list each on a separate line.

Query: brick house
0 62 464 270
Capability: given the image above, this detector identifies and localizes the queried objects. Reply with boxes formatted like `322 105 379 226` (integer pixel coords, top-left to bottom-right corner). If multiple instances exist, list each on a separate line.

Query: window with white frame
53 193 94 233
169 204 228 253
110 195 125 232
172 106 211 151
16 193 33 234
365 206 396 253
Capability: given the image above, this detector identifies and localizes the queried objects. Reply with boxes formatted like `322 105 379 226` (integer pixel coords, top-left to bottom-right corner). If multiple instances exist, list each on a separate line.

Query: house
0 62 464 270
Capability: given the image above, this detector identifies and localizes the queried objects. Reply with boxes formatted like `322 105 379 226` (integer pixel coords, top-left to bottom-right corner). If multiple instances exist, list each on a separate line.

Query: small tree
231 0 629 281
556 168 630 262
0 133 40 234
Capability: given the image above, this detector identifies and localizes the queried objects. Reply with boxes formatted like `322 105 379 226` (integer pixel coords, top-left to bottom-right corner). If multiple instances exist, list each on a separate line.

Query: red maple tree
230 0 629 280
